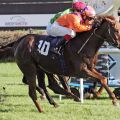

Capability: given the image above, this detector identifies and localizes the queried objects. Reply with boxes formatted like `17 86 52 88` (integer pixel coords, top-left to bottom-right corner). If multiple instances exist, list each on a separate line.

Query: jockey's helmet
85 6 96 18
72 2 87 14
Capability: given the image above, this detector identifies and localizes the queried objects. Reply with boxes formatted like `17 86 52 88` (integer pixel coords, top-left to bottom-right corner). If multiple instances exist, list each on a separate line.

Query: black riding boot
51 38 65 55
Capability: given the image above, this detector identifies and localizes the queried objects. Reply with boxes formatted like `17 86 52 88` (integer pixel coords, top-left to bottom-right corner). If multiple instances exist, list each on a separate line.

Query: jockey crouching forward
46 1 87 54
47 1 87 33
47 4 96 55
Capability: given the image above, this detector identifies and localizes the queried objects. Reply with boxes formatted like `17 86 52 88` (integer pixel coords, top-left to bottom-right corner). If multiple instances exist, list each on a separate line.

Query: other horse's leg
37 68 59 107
17 63 43 112
83 67 118 106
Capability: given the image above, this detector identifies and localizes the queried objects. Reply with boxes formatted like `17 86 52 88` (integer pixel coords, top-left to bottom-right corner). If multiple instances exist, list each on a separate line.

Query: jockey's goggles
86 16 95 21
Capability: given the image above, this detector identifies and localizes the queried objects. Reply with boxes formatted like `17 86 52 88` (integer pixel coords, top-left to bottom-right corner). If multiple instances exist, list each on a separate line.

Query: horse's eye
115 30 119 33
114 29 119 33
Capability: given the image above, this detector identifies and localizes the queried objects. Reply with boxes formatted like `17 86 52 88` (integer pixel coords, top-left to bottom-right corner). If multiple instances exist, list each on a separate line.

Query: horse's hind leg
37 68 59 107
17 63 43 112
22 75 46 100
58 76 71 93
47 74 80 102
36 70 46 100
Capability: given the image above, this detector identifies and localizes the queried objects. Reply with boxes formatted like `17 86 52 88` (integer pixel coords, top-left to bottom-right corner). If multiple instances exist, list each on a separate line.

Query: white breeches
46 21 76 38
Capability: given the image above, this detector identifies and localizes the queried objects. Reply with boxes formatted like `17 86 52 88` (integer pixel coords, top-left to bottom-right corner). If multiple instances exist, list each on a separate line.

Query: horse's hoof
84 93 94 99
84 93 91 99
54 103 59 108
40 95 46 101
39 110 44 113
74 97 80 102
38 109 44 113
112 100 120 106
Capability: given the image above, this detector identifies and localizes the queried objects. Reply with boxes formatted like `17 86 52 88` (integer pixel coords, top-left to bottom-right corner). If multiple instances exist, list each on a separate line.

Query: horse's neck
97 21 108 38
65 23 108 58
87 22 109 50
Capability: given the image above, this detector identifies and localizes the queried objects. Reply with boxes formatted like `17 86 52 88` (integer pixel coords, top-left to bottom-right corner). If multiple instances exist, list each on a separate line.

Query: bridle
107 23 119 47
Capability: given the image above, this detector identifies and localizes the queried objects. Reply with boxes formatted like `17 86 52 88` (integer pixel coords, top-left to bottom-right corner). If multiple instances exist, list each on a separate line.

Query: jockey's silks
56 12 92 32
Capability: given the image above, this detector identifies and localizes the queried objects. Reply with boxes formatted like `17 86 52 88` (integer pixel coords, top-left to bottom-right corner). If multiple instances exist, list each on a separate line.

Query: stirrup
50 47 61 55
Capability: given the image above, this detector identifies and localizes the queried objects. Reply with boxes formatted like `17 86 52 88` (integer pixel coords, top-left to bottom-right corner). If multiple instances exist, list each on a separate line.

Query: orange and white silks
56 12 92 32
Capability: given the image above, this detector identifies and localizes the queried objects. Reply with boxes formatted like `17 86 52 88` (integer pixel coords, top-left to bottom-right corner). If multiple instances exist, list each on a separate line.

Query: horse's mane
97 15 115 20
93 15 117 29
96 15 116 24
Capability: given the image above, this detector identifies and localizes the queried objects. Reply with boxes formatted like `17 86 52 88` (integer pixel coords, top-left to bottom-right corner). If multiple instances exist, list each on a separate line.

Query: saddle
47 36 65 55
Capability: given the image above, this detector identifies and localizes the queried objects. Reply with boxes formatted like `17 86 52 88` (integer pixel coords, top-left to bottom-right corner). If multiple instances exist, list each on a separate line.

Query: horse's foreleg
83 67 118 106
91 69 106 98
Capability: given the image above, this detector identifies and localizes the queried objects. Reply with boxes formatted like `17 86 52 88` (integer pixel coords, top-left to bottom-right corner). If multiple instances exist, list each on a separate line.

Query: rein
77 32 94 54
77 28 105 54
107 24 117 45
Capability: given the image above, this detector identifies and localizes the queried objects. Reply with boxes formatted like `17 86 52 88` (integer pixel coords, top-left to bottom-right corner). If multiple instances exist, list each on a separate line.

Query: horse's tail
0 47 14 60
0 34 32 60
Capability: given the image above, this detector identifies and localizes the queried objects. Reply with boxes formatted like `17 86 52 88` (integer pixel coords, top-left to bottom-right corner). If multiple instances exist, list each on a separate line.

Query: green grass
0 63 120 120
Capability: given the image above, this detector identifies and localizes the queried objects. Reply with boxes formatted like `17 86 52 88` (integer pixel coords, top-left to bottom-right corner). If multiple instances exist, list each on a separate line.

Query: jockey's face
84 16 94 25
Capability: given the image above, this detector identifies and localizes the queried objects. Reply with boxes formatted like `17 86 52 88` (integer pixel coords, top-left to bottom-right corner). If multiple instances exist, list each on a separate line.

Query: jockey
49 1 87 25
49 5 96 54
47 1 87 37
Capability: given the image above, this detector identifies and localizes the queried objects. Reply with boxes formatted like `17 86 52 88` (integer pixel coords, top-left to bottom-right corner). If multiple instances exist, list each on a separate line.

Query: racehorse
0 42 80 107
13 16 120 112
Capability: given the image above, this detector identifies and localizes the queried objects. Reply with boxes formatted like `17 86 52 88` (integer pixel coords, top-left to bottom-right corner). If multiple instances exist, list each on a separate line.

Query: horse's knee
101 78 107 85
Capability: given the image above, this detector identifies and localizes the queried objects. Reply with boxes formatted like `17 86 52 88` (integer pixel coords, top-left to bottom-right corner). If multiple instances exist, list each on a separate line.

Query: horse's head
97 16 120 48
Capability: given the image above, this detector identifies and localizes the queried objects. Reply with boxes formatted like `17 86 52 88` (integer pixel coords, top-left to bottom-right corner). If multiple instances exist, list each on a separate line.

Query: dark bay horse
14 16 120 112
0 42 80 107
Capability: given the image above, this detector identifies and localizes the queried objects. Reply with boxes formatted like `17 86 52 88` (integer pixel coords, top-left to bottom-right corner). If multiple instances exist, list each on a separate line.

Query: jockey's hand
87 25 92 30
92 20 101 29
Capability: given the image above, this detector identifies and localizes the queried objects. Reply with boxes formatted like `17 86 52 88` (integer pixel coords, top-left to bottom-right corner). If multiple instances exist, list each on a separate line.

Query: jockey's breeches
46 22 76 38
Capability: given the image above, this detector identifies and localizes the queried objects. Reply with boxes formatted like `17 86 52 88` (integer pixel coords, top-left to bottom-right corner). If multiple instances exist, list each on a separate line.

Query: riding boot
51 37 65 55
